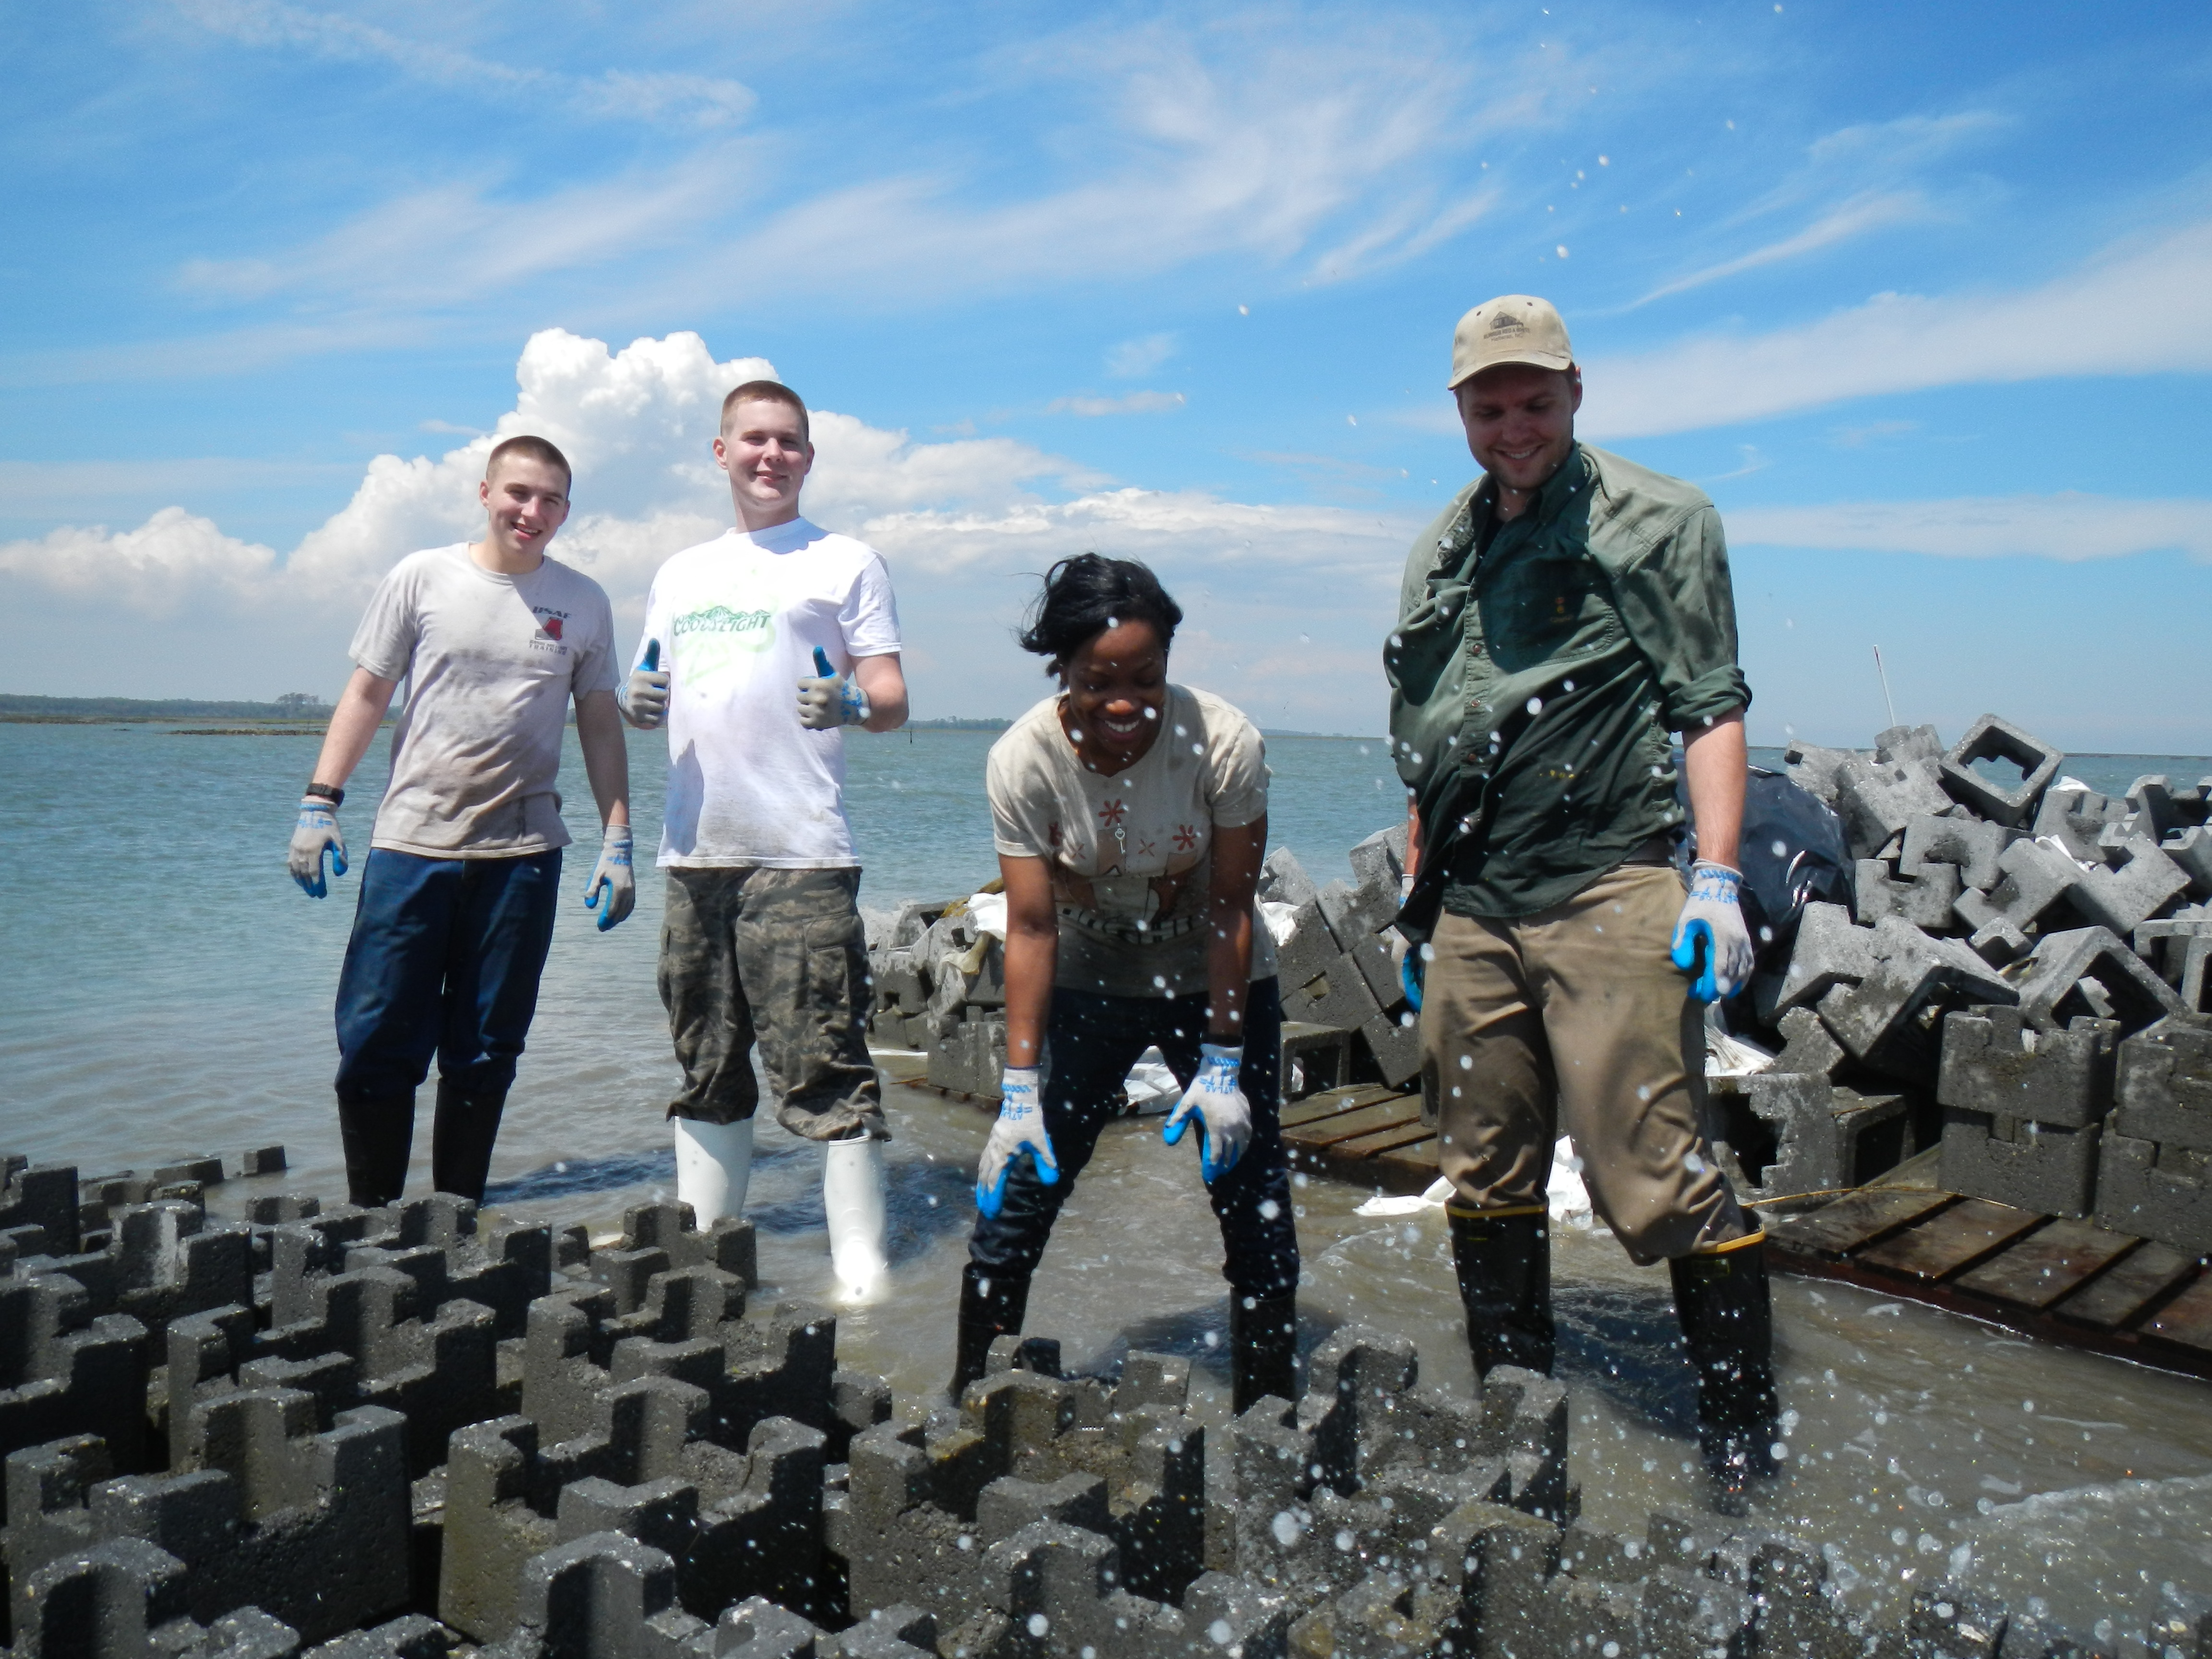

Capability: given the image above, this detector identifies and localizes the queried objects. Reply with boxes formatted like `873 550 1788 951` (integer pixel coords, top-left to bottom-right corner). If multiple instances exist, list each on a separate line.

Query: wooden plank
1853 1199 2046 1282
1364 1138 1441 1193
1331 1119 1441 1158
1283 1099 1423 1150
2141 1273 2212 1357
1280 1085 1405 1130
1952 1218 2141 1311
2054 1241 2202 1331
1766 1188 1955 1260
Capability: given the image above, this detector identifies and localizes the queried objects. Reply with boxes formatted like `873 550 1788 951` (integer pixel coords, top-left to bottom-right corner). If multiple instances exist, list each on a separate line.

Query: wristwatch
303 782 345 807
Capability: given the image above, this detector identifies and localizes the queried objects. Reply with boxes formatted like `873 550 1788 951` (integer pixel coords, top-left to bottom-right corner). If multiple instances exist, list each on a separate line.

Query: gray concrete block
1938 1006 2119 1129
1834 754 1954 860
14 1536 301 1659
1876 724 1947 766
1259 848 1318 909
1856 858 1964 931
1317 878 1398 954
1773 1007 1847 1077
1902 813 2015 892
2093 1132 2212 1254
2033 784 2130 865
482 1530 708 1659
1970 918 2032 968
1 1159 81 1257
1940 1109 2101 1217
1782 741 1861 807
1938 715 2063 828
1280 1024 1353 1100
1759 903 1879 1021
1739 1076 1912 1199
1347 825 1408 896
1952 838 2084 936
1279 956 1383 1034
1358 1011 1422 1090
2113 1015 2212 1153
2073 834 2191 935
2011 927 2187 1035
0 1275 147 1468
2163 827 2212 900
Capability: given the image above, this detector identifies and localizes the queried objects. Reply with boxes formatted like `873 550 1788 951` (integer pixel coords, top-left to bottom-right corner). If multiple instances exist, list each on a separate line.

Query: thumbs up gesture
797 646 870 730
621 638 670 730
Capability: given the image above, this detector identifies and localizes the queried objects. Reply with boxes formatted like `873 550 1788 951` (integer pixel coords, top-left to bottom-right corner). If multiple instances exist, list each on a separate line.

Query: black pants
966 976 1300 1300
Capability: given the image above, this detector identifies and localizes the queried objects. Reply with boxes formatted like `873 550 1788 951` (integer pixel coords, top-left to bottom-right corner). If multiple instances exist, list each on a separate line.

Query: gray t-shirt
350 544 617 858
987 685 1277 999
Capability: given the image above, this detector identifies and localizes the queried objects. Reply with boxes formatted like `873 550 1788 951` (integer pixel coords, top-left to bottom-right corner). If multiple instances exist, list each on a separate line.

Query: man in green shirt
1385 294 1777 1504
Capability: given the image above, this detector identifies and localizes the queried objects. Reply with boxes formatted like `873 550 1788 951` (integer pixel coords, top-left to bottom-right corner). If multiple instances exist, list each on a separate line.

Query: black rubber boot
431 1079 508 1203
337 1092 416 1208
949 1263 1032 1402
1447 1204 1555 1379
1229 1292 1299 1415
1670 1234 1781 1511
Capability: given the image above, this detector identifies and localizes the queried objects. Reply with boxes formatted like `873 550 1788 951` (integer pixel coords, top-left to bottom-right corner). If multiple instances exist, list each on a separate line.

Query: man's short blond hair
485 434 572 490
721 380 810 441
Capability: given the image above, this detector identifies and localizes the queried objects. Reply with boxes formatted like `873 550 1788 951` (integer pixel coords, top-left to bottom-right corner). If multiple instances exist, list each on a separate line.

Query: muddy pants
1419 862 1746 1264
659 866 885 1142
967 977 1300 1300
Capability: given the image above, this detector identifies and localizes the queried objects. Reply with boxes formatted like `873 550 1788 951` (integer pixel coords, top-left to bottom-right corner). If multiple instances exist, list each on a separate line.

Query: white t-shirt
350 544 617 858
986 685 1278 999
639 517 902 868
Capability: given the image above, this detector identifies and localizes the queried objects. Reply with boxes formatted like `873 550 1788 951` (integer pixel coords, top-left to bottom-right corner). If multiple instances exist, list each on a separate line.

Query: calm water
2 721 2209 1633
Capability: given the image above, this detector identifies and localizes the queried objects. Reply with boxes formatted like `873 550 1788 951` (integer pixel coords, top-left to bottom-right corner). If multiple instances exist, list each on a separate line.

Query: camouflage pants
658 866 886 1141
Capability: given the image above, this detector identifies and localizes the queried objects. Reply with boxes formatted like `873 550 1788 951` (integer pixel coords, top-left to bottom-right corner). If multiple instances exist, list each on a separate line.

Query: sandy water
3 721 2209 1635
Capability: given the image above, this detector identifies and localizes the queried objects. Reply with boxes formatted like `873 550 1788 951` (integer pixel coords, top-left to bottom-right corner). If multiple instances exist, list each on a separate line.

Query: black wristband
304 782 345 807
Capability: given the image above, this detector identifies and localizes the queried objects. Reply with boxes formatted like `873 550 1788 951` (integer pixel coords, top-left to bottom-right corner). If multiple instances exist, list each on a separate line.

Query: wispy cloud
1584 218 2212 437
1633 189 1933 304
1728 493 2212 562
1106 333 1178 378
171 0 754 127
1046 391 1188 417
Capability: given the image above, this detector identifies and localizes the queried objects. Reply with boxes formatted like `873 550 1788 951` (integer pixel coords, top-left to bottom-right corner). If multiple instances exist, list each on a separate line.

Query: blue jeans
967 976 1300 1300
334 848 563 1103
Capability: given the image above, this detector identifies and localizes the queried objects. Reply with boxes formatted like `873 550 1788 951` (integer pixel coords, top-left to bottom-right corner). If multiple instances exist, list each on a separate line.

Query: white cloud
1106 333 1178 378
1727 493 2212 562
1045 391 1188 417
1631 189 1933 305
1583 218 2212 437
172 0 754 127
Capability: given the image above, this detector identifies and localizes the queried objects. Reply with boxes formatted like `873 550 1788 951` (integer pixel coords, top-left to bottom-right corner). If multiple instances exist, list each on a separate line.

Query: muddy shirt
351 544 616 858
987 685 1277 999
1384 443 1749 925
638 517 902 869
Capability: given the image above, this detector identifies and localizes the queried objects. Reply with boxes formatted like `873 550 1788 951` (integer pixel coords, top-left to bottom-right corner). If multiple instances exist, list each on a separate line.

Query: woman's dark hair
1017 553 1183 675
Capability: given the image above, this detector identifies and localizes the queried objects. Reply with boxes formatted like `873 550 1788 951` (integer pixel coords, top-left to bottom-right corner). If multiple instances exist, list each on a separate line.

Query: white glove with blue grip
584 825 635 931
798 646 870 730
1163 1043 1253 1183
976 1067 1058 1217
289 799 348 898
1670 860 1755 1002
622 638 670 731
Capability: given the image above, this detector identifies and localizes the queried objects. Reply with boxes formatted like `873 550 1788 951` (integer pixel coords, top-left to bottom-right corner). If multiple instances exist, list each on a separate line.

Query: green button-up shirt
1384 442 1750 930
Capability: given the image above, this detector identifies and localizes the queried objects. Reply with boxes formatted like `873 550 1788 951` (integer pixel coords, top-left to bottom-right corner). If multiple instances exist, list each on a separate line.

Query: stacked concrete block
7 1536 302 1659
925 1017 1008 1101
442 1374 828 1637
839 1348 1208 1635
1732 1075 1912 1203
12 1201 253 1345
2097 1015 2212 1253
0 1274 147 1467
1937 1007 2119 1217
5 1387 411 1643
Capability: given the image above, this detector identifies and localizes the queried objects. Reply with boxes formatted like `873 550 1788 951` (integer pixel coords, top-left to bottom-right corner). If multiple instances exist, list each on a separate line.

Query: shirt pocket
1477 546 1616 674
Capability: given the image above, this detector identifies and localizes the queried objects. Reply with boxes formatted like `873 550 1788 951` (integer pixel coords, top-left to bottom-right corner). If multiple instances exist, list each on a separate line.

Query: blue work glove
1401 949 1424 1012
583 825 635 931
621 638 670 730
1163 1043 1253 1183
976 1067 1058 1217
798 646 870 730
1670 860 1755 1002
288 799 348 898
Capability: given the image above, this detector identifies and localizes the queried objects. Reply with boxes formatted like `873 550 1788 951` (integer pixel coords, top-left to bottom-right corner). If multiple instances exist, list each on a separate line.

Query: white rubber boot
822 1134 890 1302
673 1117 754 1227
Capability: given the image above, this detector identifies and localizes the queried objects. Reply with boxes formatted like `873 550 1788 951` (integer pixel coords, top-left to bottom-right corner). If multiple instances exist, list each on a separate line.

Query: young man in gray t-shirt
288 435 636 1206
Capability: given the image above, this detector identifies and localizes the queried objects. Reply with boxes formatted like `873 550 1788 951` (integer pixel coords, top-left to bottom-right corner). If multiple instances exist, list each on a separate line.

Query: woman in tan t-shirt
950 554 1301 1409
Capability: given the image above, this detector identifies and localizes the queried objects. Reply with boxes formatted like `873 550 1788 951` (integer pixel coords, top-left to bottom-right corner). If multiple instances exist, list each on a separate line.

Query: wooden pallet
1767 1187 2212 1381
1281 1086 1437 1195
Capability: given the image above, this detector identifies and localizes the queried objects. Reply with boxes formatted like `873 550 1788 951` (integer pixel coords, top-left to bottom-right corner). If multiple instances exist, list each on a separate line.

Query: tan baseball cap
1448 294 1575 388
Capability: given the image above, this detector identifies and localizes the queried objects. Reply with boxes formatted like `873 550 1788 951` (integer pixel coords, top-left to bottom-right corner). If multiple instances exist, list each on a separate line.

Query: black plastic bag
1677 764 1850 979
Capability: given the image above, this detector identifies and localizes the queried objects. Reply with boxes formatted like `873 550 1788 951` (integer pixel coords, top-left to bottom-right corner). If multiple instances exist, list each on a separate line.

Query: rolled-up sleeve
1608 503 1751 731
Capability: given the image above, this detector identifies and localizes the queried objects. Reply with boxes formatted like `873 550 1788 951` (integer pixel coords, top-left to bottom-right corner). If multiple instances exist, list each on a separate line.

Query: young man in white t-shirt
288 436 637 1207
621 381 909 1299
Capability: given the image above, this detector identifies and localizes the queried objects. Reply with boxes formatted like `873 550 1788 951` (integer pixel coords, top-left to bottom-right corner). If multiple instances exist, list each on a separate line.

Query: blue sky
3 1 2210 750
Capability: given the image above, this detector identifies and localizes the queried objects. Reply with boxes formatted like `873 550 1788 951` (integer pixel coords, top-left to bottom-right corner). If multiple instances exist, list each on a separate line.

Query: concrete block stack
1720 714 2206 1216
863 825 1422 1105
2 1148 2203 1659
2096 1016 2212 1253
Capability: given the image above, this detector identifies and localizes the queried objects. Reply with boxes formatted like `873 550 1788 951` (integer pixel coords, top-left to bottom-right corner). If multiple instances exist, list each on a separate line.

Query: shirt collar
1477 442 1588 532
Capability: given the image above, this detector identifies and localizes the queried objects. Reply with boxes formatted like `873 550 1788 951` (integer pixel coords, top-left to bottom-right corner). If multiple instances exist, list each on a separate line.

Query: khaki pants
1419 863 1745 1264
659 866 886 1141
